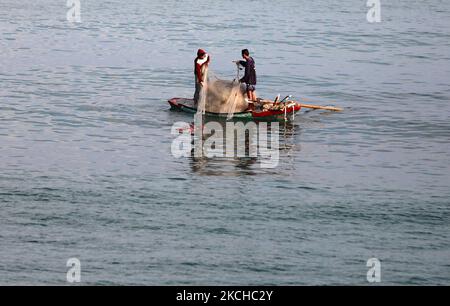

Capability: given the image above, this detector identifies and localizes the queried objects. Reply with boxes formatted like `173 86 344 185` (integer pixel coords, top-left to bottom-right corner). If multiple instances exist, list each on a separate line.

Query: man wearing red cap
194 49 210 105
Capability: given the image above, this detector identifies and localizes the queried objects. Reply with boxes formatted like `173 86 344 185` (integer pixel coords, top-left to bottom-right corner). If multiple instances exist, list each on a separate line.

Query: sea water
0 0 449 285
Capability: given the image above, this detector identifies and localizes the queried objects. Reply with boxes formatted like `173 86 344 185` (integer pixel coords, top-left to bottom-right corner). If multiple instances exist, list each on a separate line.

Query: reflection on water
189 116 299 176
1 0 449 285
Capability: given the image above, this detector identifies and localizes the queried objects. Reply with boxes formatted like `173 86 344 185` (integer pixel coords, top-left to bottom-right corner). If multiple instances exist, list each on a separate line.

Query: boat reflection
188 117 299 176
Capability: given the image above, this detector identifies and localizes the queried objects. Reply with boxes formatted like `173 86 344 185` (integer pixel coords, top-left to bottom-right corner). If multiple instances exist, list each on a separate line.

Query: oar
298 103 343 112
297 97 343 111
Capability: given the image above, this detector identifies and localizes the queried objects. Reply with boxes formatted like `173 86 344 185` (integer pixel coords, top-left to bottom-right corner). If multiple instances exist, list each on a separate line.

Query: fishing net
196 67 208 114
195 68 248 115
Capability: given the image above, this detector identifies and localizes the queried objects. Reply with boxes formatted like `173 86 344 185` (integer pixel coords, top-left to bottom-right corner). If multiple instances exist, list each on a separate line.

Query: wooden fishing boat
168 97 302 121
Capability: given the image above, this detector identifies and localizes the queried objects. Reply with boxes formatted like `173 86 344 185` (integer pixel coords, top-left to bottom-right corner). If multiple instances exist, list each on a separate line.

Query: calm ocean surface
0 0 449 285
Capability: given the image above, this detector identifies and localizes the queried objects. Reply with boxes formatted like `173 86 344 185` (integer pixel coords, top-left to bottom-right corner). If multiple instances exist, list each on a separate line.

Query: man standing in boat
194 49 210 105
237 49 257 102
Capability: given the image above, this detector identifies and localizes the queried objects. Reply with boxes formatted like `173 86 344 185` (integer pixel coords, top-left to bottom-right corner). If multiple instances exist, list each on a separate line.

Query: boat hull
168 98 301 121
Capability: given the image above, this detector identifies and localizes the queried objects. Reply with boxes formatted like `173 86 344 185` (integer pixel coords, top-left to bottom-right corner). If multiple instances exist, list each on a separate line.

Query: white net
225 79 242 119
195 69 248 115
196 67 209 115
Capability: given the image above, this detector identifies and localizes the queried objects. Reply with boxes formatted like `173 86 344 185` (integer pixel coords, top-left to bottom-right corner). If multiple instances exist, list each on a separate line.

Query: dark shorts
246 84 256 92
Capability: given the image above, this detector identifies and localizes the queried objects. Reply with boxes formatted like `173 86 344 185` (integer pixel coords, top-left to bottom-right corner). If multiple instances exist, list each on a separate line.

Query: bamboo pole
256 99 343 112
298 103 343 112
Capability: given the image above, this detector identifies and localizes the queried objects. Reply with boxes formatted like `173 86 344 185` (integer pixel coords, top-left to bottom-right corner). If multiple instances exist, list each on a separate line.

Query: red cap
197 49 206 56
